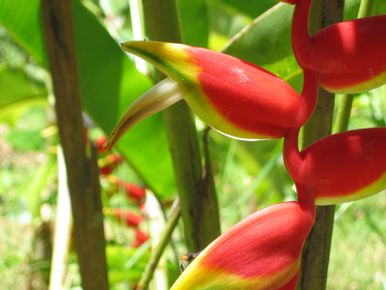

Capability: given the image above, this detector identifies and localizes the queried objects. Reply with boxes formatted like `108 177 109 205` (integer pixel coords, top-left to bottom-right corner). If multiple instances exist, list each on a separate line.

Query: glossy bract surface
170 201 315 290
291 0 386 93
284 128 386 205
121 41 314 140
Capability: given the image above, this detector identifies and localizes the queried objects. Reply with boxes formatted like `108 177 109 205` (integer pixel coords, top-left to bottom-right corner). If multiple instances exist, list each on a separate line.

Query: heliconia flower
170 201 315 290
283 0 386 93
106 208 144 228
104 41 318 149
284 127 386 205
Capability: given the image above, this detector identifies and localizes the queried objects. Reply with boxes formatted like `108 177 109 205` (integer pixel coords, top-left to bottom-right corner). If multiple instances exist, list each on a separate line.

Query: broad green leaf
223 3 294 66
215 0 277 18
0 0 176 197
177 0 209 47
207 0 251 41
0 0 47 66
0 66 47 108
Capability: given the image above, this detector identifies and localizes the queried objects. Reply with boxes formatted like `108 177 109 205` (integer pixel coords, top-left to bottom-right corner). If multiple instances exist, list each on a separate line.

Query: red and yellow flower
105 41 317 149
284 0 386 93
170 201 315 290
284 127 386 205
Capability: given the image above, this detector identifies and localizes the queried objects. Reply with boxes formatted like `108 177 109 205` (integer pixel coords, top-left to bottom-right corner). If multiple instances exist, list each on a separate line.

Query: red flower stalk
284 0 386 93
284 127 386 205
108 208 144 228
105 41 318 149
170 200 315 290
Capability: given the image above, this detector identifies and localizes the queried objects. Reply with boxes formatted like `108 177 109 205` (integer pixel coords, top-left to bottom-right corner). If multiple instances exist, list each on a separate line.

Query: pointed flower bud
284 127 386 205
288 0 386 93
105 41 317 149
170 201 315 290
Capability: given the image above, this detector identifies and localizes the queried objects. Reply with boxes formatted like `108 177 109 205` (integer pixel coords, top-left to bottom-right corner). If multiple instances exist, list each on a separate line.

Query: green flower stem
357 0 375 17
334 0 375 133
298 1 344 289
137 202 181 290
300 0 376 288
41 1 108 289
141 0 221 252
334 94 354 133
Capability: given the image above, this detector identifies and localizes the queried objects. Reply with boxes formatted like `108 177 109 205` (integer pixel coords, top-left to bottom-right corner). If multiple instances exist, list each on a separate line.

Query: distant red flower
133 229 149 247
109 208 144 228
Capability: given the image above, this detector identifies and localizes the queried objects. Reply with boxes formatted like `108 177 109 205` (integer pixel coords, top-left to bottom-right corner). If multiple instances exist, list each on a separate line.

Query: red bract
110 208 143 228
105 41 318 149
284 127 386 205
133 229 149 247
285 0 386 93
123 182 146 203
95 135 108 154
98 153 123 176
170 201 315 290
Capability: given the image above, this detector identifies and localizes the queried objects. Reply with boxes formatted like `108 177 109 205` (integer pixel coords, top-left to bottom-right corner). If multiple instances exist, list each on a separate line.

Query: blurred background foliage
0 0 385 289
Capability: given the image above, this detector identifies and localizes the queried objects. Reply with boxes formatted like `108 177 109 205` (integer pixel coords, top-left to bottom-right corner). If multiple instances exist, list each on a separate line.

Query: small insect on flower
179 252 200 272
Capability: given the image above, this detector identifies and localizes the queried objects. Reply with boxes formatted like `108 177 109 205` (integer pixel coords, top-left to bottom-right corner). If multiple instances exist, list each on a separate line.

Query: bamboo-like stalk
137 201 181 290
141 0 221 252
298 0 344 289
49 147 73 290
41 1 109 289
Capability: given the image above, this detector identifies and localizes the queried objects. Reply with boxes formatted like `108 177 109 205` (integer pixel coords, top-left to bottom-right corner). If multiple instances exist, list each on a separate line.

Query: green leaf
0 0 47 66
0 66 46 108
0 0 176 197
215 0 277 18
223 3 294 66
177 0 209 46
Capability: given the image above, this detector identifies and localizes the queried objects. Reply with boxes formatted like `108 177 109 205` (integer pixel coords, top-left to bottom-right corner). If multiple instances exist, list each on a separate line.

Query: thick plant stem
298 1 344 289
137 202 181 290
334 94 353 132
41 1 109 290
141 0 221 252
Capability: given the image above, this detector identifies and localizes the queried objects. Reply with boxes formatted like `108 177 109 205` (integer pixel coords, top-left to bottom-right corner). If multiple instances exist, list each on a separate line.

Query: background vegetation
0 0 385 289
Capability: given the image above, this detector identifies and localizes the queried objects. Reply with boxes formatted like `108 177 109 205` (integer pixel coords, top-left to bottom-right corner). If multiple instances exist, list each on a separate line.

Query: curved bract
117 41 317 141
287 0 386 93
284 127 386 205
170 201 315 290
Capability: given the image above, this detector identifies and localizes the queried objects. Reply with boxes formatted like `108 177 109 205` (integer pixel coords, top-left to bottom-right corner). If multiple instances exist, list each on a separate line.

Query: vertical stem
357 0 374 17
141 0 221 252
137 202 181 290
299 0 344 289
41 1 109 290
